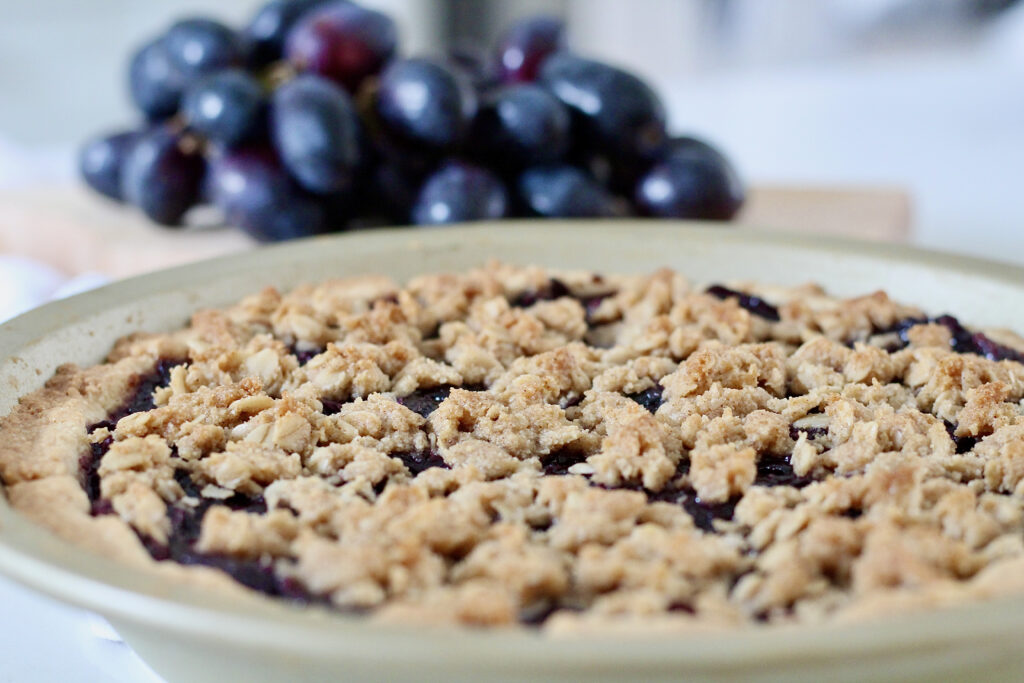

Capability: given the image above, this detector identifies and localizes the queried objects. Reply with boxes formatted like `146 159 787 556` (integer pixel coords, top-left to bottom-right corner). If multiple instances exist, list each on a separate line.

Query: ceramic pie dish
1 222 1024 682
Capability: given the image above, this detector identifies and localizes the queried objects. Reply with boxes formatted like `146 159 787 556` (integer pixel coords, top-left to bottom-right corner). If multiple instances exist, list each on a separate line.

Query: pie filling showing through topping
5 263 1024 631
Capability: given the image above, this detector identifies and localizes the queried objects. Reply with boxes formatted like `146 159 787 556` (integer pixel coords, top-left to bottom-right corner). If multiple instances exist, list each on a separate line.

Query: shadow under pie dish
2 222 1024 682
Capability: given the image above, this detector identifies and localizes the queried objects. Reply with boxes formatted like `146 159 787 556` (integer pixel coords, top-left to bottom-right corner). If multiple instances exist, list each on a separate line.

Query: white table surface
0 574 161 683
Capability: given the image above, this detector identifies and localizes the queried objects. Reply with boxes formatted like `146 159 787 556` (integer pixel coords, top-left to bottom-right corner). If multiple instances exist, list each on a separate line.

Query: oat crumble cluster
5 263 1024 633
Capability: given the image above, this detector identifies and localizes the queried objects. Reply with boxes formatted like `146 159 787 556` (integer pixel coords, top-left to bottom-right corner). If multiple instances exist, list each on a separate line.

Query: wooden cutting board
0 183 911 278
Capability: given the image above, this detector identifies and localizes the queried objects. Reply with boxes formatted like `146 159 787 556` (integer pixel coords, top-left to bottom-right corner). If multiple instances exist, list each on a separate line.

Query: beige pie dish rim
0 221 1022 681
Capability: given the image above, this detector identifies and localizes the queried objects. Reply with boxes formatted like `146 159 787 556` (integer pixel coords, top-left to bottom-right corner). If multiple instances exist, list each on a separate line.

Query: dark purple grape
183 69 264 148
121 128 204 226
356 160 429 222
285 2 397 92
375 58 476 157
518 165 620 218
271 74 363 194
411 161 507 225
495 15 565 84
539 53 666 163
469 84 569 169
245 0 334 69
128 37 186 119
446 43 499 93
635 137 744 220
165 18 243 79
208 148 335 241
78 130 141 202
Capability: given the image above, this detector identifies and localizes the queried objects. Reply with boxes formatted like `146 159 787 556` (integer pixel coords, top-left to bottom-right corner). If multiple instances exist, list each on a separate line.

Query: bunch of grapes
79 1 745 242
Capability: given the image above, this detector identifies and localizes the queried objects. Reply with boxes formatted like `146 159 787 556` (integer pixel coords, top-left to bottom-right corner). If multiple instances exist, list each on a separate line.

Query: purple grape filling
81 359 185 514
788 423 828 441
625 384 663 413
320 398 346 415
511 278 617 326
396 385 456 418
944 420 978 454
868 316 928 350
512 278 571 307
80 436 113 514
579 292 615 324
560 394 583 410
528 436 815 532
111 358 186 422
541 448 587 476
614 455 814 531
934 315 977 355
290 345 323 365
872 315 1024 362
184 552 321 602
397 384 484 418
651 488 739 533
675 458 691 477
583 462 734 533
136 470 330 603
754 455 814 489
705 285 780 322
967 329 1024 363
394 450 449 476
683 497 740 533
172 468 267 514
518 598 558 626
667 601 696 614
518 598 580 627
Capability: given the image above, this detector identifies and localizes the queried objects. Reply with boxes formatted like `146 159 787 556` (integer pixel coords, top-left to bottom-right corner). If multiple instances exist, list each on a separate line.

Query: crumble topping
4 261 1024 632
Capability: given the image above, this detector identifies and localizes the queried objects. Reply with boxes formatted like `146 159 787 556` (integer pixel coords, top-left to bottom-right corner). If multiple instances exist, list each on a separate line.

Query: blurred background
2 0 1024 260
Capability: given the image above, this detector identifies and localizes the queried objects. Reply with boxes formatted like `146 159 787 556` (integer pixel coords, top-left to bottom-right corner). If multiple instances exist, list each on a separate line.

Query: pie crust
4 262 1024 633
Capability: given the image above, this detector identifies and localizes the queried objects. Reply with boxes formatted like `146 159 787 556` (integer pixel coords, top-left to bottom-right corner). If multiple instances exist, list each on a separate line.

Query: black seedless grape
518 165 620 218
356 161 430 223
446 43 499 93
207 148 334 241
374 58 476 156
271 74 363 195
245 0 335 69
469 84 569 170
539 53 666 163
411 161 507 225
183 69 264 148
78 130 141 202
121 128 204 226
164 18 243 79
128 37 186 119
285 2 396 92
635 136 745 220
495 15 565 84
